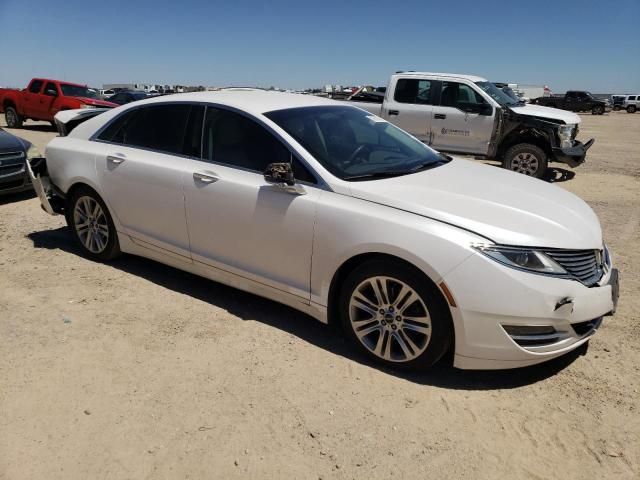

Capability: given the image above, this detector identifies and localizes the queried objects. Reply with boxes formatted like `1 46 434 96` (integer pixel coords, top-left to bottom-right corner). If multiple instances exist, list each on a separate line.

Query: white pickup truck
346 72 594 178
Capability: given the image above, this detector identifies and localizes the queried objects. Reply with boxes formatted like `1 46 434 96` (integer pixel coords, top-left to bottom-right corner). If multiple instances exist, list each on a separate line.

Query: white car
27 91 619 370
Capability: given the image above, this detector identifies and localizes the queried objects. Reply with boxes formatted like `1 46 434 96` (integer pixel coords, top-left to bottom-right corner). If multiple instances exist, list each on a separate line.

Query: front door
430 81 495 155
22 79 44 118
96 103 201 258
183 106 319 300
382 78 434 142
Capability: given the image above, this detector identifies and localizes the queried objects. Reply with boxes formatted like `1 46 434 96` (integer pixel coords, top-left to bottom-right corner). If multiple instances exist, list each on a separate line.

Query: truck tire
4 106 23 128
613 106 621 111
592 105 604 115
502 144 548 179
627 105 637 114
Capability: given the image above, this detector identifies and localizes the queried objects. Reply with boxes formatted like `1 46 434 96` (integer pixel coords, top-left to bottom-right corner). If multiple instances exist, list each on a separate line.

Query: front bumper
0 161 32 195
552 138 594 168
443 251 618 370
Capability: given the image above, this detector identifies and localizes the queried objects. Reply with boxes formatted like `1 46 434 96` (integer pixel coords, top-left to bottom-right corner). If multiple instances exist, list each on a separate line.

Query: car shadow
27 226 587 390
0 189 36 205
15 124 57 133
544 167 576 183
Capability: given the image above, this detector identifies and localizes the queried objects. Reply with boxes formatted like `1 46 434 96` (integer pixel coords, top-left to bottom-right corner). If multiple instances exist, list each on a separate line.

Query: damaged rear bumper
25 156 65 215
552 138 595 168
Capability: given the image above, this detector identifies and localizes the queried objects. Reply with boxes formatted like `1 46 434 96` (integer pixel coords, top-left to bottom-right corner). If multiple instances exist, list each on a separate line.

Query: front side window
440 82 486 108
29 80 44 94
476 81 519 107
202 107 316 183
60 84 100 99
265 106 448 181
44 82 58 96
394 79 433 105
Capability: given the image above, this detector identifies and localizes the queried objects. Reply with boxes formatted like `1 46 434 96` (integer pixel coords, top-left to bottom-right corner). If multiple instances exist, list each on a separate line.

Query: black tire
502 143 548 179
4 106 23 128
339 259 453 371
66 186 121 261
627 105 637 114
592 105 604 115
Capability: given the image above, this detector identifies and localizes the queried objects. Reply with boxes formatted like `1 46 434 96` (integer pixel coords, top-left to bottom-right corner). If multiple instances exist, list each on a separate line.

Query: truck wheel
592 105 604 115
613 106 620 111
4 106 23 128
503 144 548 179
627 105 637 113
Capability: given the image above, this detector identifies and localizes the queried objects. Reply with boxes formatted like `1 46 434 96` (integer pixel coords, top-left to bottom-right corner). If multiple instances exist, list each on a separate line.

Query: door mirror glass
45 88 58 97
264 162 295 186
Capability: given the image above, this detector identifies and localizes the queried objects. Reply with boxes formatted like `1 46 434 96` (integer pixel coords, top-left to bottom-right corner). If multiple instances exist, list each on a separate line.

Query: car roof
392 71 488 82
127 89 339 115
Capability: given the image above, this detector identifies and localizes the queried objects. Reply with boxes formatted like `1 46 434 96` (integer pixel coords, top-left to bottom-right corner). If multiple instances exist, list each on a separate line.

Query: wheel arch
497 128 552 160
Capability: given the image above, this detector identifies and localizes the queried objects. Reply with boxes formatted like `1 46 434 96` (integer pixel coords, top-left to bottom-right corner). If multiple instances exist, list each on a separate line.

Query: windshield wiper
344 155 451 180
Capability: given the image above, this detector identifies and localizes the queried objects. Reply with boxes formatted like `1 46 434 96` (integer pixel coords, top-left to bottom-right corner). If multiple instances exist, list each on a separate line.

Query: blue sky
1 0 639 93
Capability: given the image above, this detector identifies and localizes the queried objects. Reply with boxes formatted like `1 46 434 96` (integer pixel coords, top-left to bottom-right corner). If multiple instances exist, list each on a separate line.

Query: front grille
544 249 603 286
0 178 26 191
0 150 25 163
571 317 602 337
0 164 24 176
502 325 562 347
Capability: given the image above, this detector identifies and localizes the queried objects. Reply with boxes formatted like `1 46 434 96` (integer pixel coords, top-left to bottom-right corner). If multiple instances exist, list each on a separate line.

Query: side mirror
45 89 58 97
264 162 295 186
460 103 492 116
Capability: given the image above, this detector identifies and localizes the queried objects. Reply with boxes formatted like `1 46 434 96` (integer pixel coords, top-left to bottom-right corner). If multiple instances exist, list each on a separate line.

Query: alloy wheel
348 276 432 362
510 152 539 175
5 108 16 127
73 196 109 254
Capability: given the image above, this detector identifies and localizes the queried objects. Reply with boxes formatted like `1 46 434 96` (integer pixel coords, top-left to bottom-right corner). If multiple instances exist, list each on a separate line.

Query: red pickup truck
0 78 117 128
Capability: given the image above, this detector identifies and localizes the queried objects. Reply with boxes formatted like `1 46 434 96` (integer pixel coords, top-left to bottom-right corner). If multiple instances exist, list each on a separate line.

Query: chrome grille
0 150 25 163
0 164 24 176
544 249 602 286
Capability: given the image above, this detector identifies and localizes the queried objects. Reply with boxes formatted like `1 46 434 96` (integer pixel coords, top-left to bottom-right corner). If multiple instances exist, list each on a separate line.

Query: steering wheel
346 144 371 166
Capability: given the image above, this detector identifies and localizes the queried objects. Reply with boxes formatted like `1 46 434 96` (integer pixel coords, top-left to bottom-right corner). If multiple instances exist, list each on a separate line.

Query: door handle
434 113 446 120
193 171 219 183
107 154 126 165
388 110 399 116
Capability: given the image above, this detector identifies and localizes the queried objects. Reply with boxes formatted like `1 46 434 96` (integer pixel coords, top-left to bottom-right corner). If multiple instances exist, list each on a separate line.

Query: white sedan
28 90 619 370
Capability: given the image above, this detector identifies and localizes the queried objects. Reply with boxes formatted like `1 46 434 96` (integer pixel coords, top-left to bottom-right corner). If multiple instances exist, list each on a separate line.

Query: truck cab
346 72 593 179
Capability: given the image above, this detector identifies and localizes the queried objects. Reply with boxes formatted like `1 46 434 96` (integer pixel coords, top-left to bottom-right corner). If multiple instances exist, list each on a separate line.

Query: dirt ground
1 111 639 480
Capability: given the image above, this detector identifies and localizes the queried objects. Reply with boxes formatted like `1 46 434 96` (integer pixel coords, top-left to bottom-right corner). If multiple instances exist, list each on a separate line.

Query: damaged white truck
347 72 594 178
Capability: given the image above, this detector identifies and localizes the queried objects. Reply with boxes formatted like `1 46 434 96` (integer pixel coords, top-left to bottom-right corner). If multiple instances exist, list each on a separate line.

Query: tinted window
202 107 315 183
440 82 486 108
44 82 58 96
182 105 205 158
29 80 44 94
629 96 637 101
97 109 138 142
394 79 433 104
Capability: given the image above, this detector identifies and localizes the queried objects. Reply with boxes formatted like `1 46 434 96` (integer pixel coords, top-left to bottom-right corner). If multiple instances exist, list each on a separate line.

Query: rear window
394 79 433 105
29 80 44 94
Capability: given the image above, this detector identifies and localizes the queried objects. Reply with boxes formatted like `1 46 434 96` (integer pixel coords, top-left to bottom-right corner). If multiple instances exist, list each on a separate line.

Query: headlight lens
26 144 41 159
80 103 96 109
473 245 567 275
558 124 575 149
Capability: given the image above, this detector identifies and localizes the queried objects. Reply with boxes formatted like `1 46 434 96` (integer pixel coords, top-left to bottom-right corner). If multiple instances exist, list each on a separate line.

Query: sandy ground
1 112 639 480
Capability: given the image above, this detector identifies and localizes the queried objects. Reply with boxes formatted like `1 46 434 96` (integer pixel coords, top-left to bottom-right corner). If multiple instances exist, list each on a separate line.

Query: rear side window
440 82 486 108
97 104 197 156
29 80 44 94
394 79 433 105
629 96 637 101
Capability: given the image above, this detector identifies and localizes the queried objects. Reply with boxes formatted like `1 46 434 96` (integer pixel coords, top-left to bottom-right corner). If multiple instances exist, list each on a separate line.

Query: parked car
0 128 35 194
611 95 626 111
27 91 618 371
344 72 593 179
108 91 151 105
0 78 118 128
623 94 639 113
532 91 608 115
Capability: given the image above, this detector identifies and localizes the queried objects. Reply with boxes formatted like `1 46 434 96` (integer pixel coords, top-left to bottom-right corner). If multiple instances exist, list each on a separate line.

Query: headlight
558 125 575 149
80 103 96 109
26 144 41 160
473 245 567 275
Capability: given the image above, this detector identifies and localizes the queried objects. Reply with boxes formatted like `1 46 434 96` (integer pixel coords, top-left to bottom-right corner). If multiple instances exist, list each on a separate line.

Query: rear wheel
67 187 121 261
339 259 453 371
4 106 23 128
502 143 548 179
628 105 637 114
592 105 604 115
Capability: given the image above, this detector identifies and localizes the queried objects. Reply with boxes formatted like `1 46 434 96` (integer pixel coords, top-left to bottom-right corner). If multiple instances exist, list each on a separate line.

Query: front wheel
628 105 637 113
592 105 604 115
339 259 453 371
502 143 548 179
67 187 121 261
4 106 23 128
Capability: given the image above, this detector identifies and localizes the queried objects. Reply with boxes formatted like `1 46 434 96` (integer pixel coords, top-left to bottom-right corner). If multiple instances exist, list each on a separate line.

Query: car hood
0 128 26 152
510 104 581 124
73 97 118 108
347 159 602 249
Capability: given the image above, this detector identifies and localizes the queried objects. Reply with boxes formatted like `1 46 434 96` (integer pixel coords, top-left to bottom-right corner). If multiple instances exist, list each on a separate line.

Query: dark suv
0 128 32 195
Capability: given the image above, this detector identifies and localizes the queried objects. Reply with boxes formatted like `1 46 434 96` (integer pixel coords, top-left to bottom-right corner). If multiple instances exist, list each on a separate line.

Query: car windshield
265 106 448 181
60 84 100 99
476 81 520 107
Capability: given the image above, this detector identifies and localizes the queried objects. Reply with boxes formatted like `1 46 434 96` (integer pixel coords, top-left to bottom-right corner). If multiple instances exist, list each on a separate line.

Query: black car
108 90 150 105
532 91 608 115
0 128 32 194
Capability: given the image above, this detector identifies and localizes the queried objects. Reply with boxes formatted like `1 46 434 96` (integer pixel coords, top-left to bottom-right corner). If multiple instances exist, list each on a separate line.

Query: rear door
96 103 201 258
382 78 434 142
22 79 44 118
430 80 495 155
